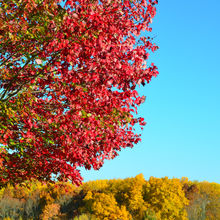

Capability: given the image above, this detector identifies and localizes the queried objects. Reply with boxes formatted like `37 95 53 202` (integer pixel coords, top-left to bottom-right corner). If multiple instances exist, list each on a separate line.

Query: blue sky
81 0 220 183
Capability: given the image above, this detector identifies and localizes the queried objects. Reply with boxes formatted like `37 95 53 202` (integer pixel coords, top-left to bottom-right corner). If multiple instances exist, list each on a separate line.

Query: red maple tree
0 0 158 186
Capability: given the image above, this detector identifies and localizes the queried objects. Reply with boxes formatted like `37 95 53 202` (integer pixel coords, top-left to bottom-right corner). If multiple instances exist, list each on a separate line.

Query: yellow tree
143 177 188 220
82 191 131 220
106 174 147 219
188 181 220 220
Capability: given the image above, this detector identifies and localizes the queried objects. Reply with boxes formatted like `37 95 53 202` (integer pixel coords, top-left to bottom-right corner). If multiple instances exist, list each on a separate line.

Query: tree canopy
3 175 217 219
0 0 158 186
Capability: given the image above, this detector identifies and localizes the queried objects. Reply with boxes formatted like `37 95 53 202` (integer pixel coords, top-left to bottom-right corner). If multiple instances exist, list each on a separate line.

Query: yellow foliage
0 186 5 199
196 182 220 220
106 174 147 219
83 191 131 220
73 213 96 220
144 176 189 220
128 174 146 208
82 179 109 192
1 176 219 219
39 181 76 207
40 203 60 220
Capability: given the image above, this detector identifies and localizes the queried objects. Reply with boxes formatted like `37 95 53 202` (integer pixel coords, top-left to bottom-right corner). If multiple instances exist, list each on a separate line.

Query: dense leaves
184 181 220 220
143 177 188 219
0 0 158 185
1 176 219 219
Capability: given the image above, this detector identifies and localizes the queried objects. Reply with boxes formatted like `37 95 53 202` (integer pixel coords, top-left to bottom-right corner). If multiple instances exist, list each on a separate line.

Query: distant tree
0 176 219 219
73 213 96 220
109 174 147 219
143 177 189 220
185 182 220 220
82 191 131 219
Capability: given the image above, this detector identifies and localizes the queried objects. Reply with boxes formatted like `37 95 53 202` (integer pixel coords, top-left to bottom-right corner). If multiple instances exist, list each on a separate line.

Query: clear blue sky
81 0 220 183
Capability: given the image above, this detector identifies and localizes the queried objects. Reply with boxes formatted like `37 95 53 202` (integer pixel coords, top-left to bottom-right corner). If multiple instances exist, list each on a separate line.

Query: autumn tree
106 174 147 219
0 0 158 186
143 177 189 220
185 181 220 220
82 191 131 219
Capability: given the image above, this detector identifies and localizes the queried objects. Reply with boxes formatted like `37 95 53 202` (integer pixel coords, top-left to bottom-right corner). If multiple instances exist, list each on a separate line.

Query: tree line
0 174 219 219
